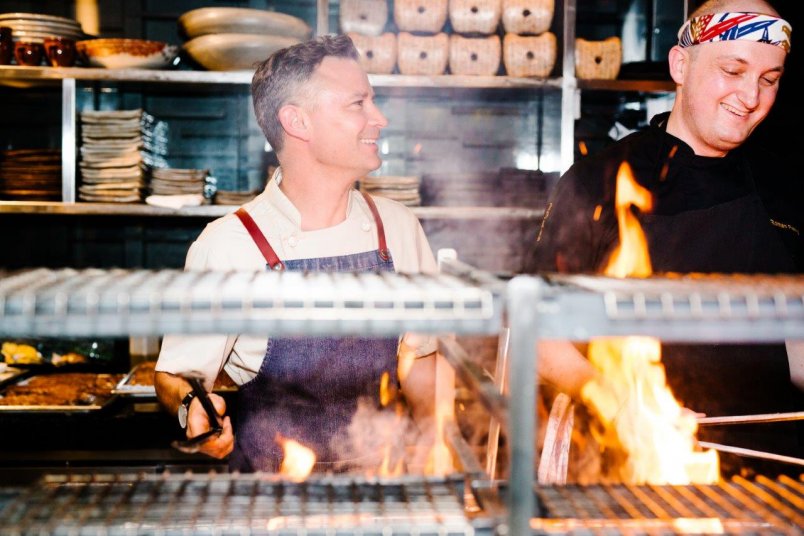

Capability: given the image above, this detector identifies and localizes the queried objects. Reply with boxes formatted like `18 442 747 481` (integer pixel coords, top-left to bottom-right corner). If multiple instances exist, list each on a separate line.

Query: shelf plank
578 78 676 93
0 201 544 219
0 65 562 89
0 65 253 85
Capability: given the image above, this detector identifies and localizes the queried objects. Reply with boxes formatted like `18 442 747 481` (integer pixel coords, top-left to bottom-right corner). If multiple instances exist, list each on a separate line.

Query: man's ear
668 45 688 84
278 105 310 142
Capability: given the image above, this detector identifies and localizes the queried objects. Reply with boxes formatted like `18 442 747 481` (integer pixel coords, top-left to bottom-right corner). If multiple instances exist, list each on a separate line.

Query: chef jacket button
288 235 298 247
361 221 371 232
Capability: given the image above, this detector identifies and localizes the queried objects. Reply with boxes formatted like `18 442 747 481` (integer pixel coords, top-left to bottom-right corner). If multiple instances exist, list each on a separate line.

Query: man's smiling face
678 39 785 156
303 56 388 179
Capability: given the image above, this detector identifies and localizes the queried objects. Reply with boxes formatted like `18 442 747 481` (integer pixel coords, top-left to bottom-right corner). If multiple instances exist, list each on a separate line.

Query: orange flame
378 443 404 477
379 371 393 407
277 435 315 481
604 161 653 278
580 160 718 484
375 372 404 476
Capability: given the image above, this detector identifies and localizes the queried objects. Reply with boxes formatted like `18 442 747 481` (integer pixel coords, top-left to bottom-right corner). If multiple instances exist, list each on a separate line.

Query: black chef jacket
533 112 803 470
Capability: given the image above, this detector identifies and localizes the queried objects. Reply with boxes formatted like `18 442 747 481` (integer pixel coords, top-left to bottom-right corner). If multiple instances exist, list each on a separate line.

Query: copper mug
0 26 12 65
44 37 76 67
14 41 44 66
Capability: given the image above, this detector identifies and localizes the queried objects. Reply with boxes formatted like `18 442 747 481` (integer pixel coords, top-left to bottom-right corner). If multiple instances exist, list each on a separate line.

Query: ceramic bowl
76 38 178 69
14 40 44 66
183 33 301 71
44 37 76 67
178 7 312 40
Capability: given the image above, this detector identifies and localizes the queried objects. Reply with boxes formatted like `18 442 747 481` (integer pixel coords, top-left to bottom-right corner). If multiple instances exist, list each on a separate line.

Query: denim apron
228 192 399 472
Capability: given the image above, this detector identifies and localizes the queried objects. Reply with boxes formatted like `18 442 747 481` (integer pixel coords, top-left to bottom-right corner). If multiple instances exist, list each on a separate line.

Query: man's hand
186 392 234 459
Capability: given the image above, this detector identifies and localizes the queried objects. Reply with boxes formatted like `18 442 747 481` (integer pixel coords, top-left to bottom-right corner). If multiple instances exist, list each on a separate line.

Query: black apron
638 166 802 464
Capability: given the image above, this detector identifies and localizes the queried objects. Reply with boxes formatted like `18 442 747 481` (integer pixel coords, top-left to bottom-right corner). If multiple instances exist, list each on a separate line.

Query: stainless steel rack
0 267 501 338
0 472 489 535
2 267 803 534
505 273 804 535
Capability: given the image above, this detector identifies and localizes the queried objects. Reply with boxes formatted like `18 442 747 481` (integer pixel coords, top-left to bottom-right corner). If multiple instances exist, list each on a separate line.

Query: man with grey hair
155 35 439 473
534 0 802 470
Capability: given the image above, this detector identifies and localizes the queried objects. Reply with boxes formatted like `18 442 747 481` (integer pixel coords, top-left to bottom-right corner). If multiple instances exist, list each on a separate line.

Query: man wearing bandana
534 0 802 472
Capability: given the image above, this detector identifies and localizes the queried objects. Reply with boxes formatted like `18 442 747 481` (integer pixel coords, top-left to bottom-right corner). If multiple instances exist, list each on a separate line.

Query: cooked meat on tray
0 373 124 406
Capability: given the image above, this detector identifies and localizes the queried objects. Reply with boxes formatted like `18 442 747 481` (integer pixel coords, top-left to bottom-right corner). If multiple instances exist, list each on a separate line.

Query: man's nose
737 77 760 109
369 101 389 128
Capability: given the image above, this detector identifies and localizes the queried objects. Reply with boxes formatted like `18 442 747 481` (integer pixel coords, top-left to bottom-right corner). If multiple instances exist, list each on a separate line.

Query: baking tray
113 361 238 398
0 365 29 389
112 361 157 397
0 372 124 412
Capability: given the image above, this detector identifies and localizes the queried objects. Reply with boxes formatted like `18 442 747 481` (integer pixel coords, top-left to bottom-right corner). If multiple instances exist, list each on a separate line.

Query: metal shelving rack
1 267 803 533
0 0 680 211
505 272 804 535
0 265 501 338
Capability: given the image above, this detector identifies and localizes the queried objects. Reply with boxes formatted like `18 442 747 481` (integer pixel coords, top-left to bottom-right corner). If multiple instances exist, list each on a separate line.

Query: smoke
330 396 430 475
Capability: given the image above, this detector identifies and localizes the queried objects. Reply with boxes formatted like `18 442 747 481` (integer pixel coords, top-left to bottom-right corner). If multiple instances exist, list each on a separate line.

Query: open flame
377 371 404 477
605 161 653 278
277 435 316 481
580 162 719 484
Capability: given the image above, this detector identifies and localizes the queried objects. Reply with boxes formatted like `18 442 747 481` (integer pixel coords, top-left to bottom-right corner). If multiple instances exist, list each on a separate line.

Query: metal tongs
171 373 223 454
697 411 804 467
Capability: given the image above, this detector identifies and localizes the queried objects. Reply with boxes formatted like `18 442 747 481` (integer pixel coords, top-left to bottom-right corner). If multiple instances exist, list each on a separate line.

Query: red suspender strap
234 207 285 270
360 191 391 261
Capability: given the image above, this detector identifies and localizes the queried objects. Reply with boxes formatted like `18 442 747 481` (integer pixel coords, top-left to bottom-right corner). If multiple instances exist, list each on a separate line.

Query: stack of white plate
0 12 85 44
150 168 208 196
79 109 143 203
360 175 421 206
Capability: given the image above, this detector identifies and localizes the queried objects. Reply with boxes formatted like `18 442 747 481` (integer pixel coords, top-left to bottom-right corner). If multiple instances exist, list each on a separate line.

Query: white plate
0 12 81 25
184 33 300 71
179 7 312 40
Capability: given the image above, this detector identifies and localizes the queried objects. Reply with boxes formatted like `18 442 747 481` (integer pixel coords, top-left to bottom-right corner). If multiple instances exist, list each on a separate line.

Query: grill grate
0 473 480 535
531 474 804 534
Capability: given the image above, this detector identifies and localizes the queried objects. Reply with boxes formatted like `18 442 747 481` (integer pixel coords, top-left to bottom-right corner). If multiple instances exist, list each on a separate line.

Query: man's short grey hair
252 34 359 153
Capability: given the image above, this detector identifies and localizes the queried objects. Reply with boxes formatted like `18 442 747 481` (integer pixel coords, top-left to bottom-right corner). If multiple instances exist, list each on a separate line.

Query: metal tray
0 372 123 412
113 362 238 397
112 362 156 397
0 365 29 389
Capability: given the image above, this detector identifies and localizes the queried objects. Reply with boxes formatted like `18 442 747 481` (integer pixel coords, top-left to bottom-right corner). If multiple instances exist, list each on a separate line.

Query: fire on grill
529 162 804 495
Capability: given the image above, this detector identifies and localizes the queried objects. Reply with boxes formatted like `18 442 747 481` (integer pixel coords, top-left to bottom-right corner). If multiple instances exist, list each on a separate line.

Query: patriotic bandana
677 12 792 53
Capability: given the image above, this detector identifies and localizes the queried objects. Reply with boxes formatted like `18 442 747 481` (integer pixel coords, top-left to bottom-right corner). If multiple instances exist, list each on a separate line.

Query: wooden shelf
0 201 544 220
0 65 562 89
578 78 676 93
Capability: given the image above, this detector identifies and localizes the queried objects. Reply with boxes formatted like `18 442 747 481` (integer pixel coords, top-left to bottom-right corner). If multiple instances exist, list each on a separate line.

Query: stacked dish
0 12 85 44
179 7 312 71
360 175 421 206
0 148 61 201
79 109 143 203
214 190 260 205
149 168 208 196
140 111 169 169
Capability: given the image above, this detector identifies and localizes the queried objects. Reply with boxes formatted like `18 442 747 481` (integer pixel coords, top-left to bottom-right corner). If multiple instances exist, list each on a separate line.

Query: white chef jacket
156 170 438 390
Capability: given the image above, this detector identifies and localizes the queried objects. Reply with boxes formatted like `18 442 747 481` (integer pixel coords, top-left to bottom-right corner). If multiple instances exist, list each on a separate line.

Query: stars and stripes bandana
677 12 792 53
